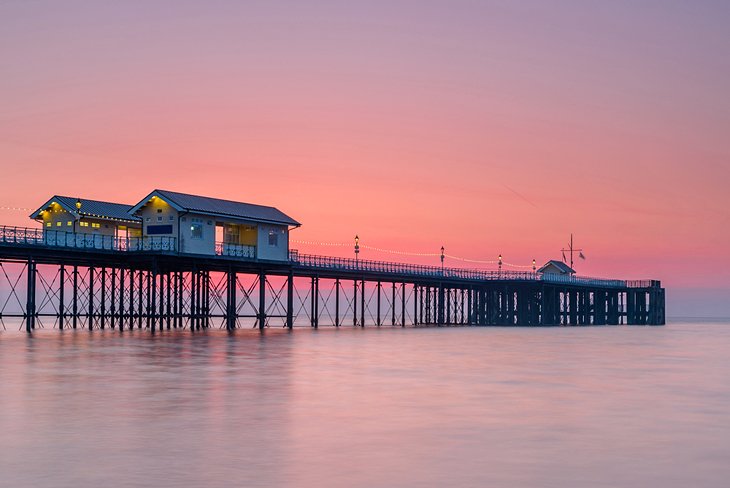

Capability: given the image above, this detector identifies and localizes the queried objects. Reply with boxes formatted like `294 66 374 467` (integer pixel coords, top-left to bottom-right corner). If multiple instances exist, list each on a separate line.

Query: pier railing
215 241 256 258
288 251 635 287
0 226 176 252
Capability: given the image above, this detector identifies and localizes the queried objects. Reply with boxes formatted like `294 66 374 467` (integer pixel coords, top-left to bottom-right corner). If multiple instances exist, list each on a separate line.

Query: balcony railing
0 226 176 252
215 241 256 259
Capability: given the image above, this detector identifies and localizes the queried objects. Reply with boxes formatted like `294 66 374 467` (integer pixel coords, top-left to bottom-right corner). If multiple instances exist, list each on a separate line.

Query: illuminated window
191 223 203 239
91 223 101 229
80 222 89 227
46 222 51 227
67 221 72 226
56 221 62 227
268 230 278 246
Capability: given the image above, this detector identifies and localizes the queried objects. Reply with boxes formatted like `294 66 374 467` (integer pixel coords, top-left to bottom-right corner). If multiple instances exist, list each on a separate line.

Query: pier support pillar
59 264 65 330
226 269 237 330
287 272 294 329
335 278 340 327
25 259 36 332
258 272 266 330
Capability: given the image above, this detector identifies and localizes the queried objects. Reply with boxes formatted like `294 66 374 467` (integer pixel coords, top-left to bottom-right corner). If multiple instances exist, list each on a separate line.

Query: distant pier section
0 190 665 332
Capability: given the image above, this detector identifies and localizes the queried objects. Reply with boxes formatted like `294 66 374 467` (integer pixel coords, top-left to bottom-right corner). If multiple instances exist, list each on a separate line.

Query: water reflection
1 322 729 487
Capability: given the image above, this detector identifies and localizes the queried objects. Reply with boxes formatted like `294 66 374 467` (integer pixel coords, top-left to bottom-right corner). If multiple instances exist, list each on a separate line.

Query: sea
1 319 729 488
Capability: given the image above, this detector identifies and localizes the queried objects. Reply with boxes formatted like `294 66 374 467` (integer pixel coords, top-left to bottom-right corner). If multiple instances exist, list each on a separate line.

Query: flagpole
561 234 583 276
570 232 574 269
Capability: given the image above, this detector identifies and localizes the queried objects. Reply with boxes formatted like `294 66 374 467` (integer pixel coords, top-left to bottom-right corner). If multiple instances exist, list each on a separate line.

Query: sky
1 0 728 316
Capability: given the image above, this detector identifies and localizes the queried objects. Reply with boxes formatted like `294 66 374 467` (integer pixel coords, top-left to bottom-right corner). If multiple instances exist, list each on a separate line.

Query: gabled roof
130 189 301 227
537 260 575 275
30 195 140 223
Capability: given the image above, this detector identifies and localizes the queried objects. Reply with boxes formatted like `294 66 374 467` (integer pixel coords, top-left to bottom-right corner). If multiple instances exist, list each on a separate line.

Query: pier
0 225 665 332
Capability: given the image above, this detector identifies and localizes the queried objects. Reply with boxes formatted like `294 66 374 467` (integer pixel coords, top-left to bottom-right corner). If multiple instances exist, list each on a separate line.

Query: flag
579 252 585 260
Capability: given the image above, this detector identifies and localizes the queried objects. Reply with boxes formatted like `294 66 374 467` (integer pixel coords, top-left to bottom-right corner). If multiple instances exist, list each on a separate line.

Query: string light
291 239 537 268
0 206 32 211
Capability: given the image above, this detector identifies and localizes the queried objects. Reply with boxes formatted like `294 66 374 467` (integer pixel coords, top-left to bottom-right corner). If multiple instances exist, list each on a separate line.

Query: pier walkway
0 225 665 332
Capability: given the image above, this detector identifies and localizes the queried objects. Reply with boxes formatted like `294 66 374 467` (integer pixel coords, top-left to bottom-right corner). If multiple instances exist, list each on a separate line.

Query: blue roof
30 195 140 223
138 189 300 226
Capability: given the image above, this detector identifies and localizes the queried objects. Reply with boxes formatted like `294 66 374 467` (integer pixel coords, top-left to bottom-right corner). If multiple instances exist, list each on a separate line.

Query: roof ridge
155 189 280 211
55 195 134 207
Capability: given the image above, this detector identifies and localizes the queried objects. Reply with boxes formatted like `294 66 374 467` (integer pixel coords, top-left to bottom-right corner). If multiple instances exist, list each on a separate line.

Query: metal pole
286 272 293 329
150 268 157 332
334 278 340 327
360 279 365 327
391 282 396 326
100 267 106 330
353 279 357 327
110 267 116 329
59 264 65 330
258 272 266 330
72 265 78 329
25 259 35 333
88 267 95 330
376 281 381 326
137 269 143 329
401 282 406 327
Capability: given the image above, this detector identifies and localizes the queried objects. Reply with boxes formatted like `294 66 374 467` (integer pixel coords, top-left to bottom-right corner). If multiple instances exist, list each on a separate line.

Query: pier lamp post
74 198 82 240
498 254 502 276
532 259 536 272
354 235 360 266
440 246 445 273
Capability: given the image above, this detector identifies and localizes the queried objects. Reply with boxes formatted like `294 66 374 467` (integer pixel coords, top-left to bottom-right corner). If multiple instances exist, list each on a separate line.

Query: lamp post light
498 254 502 276
74 198 82 242
354 235 360 266
440 246 445 273
532 259 536 272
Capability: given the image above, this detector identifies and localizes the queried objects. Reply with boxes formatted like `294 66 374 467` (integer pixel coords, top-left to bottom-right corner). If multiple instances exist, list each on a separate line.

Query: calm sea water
1 320 729 488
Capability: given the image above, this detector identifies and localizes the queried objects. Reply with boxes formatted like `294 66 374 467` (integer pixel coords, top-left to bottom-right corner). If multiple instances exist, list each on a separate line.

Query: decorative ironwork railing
0 226 176 252
215 241 256 258
288 250 655 288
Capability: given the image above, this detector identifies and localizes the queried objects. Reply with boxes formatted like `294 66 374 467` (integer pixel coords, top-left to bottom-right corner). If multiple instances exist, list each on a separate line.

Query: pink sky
1 1 728 315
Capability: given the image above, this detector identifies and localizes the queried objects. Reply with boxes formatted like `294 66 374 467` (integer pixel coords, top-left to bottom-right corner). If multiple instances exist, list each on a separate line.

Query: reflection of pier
0 225 665 333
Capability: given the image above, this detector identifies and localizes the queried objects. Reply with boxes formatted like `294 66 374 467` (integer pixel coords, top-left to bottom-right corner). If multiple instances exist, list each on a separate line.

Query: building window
146 217 151 222
46 222 51 227
148 224 173 235
191 223 203 239
92 223 101 229
67 221 72 226
268 230 278 246
157 216 163 222
56 221 62 227
80 222 89 227
169 216 174 221
157 209 162 213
